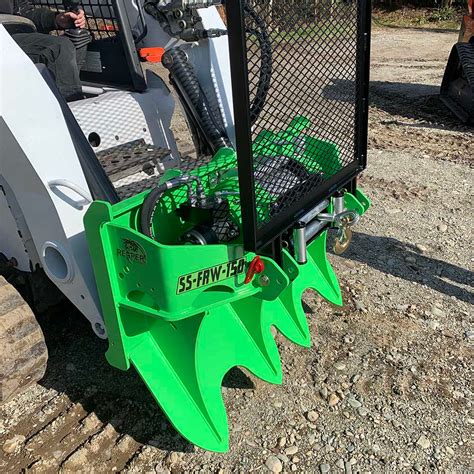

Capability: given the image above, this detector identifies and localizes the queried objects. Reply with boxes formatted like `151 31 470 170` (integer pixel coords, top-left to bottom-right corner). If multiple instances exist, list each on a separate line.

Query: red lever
244 256 265 284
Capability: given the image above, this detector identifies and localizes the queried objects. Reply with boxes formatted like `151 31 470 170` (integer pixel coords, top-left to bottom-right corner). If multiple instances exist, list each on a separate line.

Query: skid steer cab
0 0 371 452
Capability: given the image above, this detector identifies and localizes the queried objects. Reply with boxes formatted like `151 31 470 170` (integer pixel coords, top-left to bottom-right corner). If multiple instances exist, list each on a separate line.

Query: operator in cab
0 0 87 101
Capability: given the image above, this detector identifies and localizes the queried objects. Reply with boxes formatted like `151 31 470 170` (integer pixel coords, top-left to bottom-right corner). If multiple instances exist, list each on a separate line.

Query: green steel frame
84 134 370 451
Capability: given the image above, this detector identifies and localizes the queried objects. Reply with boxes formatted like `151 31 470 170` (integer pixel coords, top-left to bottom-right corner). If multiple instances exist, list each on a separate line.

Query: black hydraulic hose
244 4 272 125
140 176 205 240
171 78 214 157
162 47 229 153
140 183 168 240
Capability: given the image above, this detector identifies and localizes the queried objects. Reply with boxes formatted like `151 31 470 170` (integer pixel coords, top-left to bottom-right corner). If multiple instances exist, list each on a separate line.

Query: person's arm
17 4 57 33
17 1 86 33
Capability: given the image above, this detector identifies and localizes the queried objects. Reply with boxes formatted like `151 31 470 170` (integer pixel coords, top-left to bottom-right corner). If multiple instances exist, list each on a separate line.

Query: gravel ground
1 26 473 473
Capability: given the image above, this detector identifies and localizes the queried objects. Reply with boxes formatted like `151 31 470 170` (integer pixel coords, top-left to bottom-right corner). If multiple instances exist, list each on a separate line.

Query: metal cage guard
227 0 371 252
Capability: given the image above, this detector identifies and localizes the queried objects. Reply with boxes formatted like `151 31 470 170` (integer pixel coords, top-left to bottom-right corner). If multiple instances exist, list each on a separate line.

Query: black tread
440 42 474 123
0 277 48 404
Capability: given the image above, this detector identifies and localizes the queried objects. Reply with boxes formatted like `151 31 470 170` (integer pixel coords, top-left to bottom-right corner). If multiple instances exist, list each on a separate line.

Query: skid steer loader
0 0 371 452
440 0 474 122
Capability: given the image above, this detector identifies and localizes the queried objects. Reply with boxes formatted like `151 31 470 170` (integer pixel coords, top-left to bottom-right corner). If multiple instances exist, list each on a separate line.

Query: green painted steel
84 137 371 452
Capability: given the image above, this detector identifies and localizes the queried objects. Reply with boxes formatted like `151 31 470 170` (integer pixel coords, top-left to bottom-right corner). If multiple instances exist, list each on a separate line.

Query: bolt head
259 275 270 286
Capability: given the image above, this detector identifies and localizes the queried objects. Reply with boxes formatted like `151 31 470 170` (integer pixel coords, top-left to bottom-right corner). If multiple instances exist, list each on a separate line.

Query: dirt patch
369 27 473 165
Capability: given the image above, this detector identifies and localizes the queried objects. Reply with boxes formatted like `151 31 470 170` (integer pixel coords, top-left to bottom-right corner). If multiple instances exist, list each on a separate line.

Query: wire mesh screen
227 0 369 249
31 0 118 39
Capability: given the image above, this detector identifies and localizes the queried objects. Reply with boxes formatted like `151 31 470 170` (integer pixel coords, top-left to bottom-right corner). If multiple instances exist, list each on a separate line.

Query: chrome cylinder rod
292 222 307 264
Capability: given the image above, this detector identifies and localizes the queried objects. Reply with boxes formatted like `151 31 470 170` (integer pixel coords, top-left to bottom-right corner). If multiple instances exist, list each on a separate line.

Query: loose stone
285 446 298 456
348 398 362 409
320 463 331 473
265 455 283 473
416 434 431 450
278 436 287 448
2 435 25 454
328 393 341 407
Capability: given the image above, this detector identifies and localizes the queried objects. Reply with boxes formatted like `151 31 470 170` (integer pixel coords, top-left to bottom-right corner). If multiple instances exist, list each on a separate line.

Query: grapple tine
130 286 313 451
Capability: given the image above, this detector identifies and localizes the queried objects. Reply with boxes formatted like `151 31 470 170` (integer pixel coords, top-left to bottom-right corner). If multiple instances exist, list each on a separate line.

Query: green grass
372 7 462 30
262 23 357 43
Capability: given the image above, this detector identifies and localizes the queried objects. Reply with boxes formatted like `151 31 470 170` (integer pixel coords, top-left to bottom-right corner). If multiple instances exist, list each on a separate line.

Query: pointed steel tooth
278 292 311 347
229 297 283 380
129 295 289 453
305 231 342 305
268 291 310 347
274 252 311 347
130 313 228 451
195 300 285 449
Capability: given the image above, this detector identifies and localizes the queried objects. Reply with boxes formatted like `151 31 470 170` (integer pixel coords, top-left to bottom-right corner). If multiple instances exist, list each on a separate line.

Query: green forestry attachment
84 124 370 452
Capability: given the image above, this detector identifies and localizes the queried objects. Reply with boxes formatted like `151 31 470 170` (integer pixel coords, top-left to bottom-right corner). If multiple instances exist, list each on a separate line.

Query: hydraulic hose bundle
140 175 206 240
142 3 273 243
159 3 272 155
162 47 229 154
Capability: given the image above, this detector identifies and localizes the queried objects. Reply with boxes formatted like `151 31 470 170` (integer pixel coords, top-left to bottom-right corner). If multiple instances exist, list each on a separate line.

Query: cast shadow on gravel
369 81 464 129
323 79 466 130
37 304 253 453
341 232 473 304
